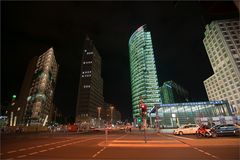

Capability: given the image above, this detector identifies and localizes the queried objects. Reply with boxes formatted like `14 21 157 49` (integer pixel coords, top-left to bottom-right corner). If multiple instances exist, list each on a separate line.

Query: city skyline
2 1 239 120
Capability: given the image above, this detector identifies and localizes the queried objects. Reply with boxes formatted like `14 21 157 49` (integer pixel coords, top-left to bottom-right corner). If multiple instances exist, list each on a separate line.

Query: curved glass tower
129 25 161 118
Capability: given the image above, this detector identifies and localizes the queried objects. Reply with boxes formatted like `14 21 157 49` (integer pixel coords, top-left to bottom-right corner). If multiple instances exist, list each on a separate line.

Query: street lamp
97 107 101 128
110 106 114 124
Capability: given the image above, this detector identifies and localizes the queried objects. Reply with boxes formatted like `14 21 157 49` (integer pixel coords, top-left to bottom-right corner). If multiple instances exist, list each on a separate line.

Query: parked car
210 124 240 137
173 124 199 135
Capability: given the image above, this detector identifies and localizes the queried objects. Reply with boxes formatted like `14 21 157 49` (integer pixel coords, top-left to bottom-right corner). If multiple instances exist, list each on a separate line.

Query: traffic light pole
139 97 147 143
143 118 147 143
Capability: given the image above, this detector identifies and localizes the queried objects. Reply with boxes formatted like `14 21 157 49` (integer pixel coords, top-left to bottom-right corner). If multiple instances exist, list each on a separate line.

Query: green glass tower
160 81 190 104
129 25 161 119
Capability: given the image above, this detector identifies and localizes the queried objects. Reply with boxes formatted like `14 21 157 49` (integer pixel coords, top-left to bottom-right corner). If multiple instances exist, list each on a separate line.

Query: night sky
2 1 239 120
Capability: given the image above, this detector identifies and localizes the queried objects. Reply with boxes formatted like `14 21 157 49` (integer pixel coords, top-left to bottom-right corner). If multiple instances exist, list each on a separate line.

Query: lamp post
97 107 101 128
110 106 114 124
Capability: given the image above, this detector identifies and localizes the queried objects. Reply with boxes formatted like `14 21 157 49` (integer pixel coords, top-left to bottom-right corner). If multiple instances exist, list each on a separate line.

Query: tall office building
75 36 104 122
23 48 59 125
129 25 161 118
160 81 189 104
14 57 38 125
203 19 240 114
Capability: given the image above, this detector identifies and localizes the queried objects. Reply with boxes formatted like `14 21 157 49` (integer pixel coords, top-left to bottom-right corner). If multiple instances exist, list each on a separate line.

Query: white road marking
4 136 100 157
28 151 38 155
7 150 17 154
168 134 194 140
166 134 218 159
92 147 106 158
60 145 66 147
39 149 47 153
17 155 27 158
204 152 211 156
192 147 218 159
50 142 57 145
18 148 26 151
36 145 43 147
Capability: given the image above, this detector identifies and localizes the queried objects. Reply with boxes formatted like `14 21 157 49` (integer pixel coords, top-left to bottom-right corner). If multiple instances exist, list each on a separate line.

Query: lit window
83 85 91 88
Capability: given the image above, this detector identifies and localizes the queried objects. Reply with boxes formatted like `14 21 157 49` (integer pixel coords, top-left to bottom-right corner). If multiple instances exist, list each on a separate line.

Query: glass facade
150 101 233 127
129 25 161 118
160 81 189 104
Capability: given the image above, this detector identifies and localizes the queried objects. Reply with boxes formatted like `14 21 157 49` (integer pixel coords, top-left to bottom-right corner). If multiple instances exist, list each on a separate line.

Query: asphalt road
1 130 239 160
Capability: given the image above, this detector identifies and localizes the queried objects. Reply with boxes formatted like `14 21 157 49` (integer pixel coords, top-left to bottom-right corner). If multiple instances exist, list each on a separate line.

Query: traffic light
11 94 16 106
140 104 147 113
137 117 142 123
12 95 16 99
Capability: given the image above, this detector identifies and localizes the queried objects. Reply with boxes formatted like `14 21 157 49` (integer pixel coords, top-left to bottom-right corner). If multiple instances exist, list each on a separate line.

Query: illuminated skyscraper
129 25 161 118
23 48 59 125
203 19 240 114
75 36 104 122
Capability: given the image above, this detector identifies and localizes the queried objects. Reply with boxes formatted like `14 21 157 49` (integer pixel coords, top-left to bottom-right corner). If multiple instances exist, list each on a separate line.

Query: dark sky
1 1 239 120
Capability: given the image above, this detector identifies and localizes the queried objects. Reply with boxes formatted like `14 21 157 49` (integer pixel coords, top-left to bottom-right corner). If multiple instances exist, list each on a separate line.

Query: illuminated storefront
150 101 233 127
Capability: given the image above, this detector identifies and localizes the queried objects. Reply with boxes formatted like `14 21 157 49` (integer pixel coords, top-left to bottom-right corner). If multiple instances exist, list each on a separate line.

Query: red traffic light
141 104 147 112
